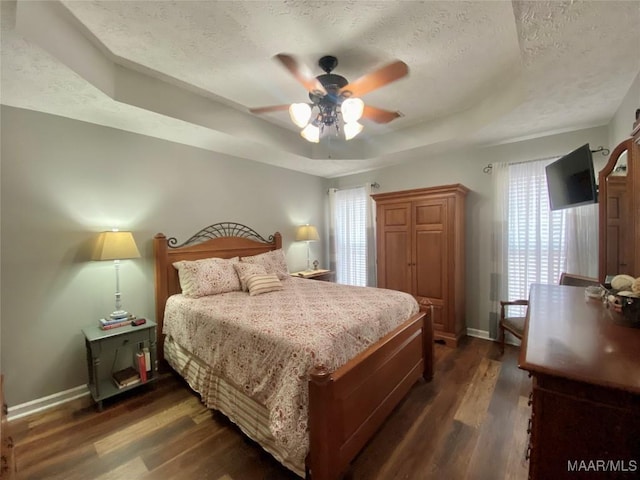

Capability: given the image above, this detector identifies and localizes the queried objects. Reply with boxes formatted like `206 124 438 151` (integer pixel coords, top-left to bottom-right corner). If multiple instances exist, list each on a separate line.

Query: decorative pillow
245 273 284 296
173 257 240 298
233 262 268 291
240 249 289 280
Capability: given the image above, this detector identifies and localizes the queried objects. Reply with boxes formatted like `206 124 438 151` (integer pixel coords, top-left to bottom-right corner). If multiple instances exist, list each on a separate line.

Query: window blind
334 187 368 286
506 160 567 305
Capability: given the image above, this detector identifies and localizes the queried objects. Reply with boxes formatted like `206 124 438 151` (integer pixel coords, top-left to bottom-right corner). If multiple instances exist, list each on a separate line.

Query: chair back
559 273 600 287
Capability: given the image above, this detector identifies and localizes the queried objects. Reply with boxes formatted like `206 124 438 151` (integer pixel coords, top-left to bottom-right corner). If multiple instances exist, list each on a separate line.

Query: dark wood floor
9 337 531 480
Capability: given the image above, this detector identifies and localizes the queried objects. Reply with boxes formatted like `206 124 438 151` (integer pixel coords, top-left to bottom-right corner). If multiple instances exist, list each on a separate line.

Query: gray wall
329 125 610 337
0 106 327 405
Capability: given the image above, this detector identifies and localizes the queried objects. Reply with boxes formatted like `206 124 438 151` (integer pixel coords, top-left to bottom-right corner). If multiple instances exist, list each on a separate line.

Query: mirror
598 140 634 282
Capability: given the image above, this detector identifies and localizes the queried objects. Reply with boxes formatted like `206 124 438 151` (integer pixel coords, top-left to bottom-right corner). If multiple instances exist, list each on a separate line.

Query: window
502 158 598 303
329 184 377 286
506 160 568 301
333 187 368 286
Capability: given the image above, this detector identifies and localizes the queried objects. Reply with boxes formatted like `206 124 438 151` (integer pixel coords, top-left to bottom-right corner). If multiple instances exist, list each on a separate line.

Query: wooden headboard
153 222 282 363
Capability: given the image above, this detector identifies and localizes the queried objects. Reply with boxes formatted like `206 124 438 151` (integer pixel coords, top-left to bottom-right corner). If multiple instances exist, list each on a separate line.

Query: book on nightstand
112 366 140 389
99 314 136 330
135 351 147 382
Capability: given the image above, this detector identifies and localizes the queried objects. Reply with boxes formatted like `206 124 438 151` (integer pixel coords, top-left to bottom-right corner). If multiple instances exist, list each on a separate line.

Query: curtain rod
327 182 380 193
482 146 610 174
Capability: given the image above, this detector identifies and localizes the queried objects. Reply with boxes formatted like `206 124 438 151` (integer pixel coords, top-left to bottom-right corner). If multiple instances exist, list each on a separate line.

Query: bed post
154 233 168 365
420 298 435 381
308 365 340 480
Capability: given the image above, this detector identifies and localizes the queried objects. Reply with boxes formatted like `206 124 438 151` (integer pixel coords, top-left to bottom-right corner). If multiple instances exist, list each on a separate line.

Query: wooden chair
499 272 599 354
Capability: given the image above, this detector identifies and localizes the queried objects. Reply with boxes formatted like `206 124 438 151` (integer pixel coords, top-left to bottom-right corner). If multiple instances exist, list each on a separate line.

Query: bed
154 222 434 479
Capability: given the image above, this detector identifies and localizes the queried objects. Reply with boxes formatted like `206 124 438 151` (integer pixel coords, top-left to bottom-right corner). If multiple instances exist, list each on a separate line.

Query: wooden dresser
372 184 468 346
520 284 640 479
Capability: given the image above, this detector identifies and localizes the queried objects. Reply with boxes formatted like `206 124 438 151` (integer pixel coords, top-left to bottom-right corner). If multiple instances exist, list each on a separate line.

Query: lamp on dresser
296 224 320 272
93 230 140 320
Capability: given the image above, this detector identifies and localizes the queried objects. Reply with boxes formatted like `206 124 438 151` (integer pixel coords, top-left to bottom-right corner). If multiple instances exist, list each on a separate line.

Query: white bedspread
163 276 418 467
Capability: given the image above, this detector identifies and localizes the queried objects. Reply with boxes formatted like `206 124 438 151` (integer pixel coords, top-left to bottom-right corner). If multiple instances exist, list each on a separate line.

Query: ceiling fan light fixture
344 121 364 141
300 123 320 143
289 103 312 128
341 98 365 123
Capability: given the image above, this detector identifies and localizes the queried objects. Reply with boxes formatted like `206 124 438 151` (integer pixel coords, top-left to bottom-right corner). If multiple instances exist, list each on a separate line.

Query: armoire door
413 199 448 331
376 202 412 294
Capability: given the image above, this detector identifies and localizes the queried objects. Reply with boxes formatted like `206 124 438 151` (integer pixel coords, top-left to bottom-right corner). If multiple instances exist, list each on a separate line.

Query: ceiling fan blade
362 105 403 124
249 104 291 114
340 60 409 97
274 54 327 95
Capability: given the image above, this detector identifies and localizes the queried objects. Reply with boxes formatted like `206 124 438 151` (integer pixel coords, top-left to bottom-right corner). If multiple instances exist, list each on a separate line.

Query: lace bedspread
163 276 418 467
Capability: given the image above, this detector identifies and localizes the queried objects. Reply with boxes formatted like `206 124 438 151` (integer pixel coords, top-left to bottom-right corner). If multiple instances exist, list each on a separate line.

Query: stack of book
135 349 149 382
99 314 135 330
112 366 140 389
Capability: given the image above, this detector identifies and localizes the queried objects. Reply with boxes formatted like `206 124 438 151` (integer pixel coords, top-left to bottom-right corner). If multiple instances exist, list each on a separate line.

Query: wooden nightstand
82 320 158 410
290 269 335 282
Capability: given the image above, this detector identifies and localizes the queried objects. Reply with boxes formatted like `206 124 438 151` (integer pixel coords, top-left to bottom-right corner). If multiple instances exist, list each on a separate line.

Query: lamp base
109 310 131 320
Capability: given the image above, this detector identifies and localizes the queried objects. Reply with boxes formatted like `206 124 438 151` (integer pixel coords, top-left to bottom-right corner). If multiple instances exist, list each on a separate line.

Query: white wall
0 106 328 405
330 125 610 338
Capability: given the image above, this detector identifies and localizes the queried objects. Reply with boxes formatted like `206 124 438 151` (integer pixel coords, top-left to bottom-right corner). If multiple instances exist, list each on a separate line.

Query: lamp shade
341 98 364 123
93 231 141 261
289 103 312 128
295 225 320 242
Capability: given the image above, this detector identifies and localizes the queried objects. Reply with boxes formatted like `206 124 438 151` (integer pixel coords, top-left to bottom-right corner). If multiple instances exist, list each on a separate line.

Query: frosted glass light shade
300 123 320 143
295 224 320 242
344 121 364 141
289 103 312 128
93 231 140 261
341 98 364 123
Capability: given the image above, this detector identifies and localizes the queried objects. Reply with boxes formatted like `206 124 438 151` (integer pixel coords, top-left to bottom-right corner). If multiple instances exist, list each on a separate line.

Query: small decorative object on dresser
82 319 158 411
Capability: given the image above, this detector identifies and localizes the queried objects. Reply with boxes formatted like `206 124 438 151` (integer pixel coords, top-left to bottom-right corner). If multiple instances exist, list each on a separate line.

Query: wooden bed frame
153 222 434 480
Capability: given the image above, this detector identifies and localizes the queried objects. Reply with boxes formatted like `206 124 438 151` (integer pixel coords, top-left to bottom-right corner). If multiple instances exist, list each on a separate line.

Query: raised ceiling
1 0 639 178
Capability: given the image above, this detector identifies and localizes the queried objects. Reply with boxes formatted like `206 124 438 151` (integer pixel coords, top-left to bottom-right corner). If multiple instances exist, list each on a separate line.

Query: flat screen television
545 143 598 211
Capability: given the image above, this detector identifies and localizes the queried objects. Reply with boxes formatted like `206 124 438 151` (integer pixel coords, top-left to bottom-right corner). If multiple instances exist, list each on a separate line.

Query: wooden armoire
372 184 469 347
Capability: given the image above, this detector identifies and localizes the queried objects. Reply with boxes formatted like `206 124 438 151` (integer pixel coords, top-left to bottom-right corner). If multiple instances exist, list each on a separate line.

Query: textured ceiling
1 0 639 178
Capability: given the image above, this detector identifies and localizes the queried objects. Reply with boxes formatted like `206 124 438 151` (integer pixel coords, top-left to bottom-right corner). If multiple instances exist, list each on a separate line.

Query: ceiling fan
250 54 409 142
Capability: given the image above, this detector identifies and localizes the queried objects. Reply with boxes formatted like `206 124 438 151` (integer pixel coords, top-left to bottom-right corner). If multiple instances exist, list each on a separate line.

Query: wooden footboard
308 308 433 480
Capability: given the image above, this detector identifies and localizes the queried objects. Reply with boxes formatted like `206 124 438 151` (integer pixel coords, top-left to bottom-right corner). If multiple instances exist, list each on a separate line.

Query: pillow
246 273 283 296
173 257 241 297
233 262 268 291
240 249 289 280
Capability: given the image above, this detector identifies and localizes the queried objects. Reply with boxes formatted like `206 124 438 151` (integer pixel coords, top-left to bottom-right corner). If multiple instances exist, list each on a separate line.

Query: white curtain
565 203 599 278
328 184 376 286
489 161 510 338
489 157 598 337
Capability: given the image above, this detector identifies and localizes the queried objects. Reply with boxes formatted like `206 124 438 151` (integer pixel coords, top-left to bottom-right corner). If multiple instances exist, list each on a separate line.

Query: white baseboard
7 384 90 421
466 327 520 346
466 328 492 340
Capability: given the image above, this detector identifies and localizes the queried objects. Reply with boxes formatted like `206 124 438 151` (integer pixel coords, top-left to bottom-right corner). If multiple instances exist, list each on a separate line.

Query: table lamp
93 230 140 319
296 224 319 272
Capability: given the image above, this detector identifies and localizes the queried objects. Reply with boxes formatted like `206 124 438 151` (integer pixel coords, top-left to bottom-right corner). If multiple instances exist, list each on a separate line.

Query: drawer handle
525 444 532 460
527 418 532 434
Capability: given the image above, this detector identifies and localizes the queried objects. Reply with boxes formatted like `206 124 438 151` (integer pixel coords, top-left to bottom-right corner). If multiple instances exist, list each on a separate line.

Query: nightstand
82 320 158 410
290 269 335 282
